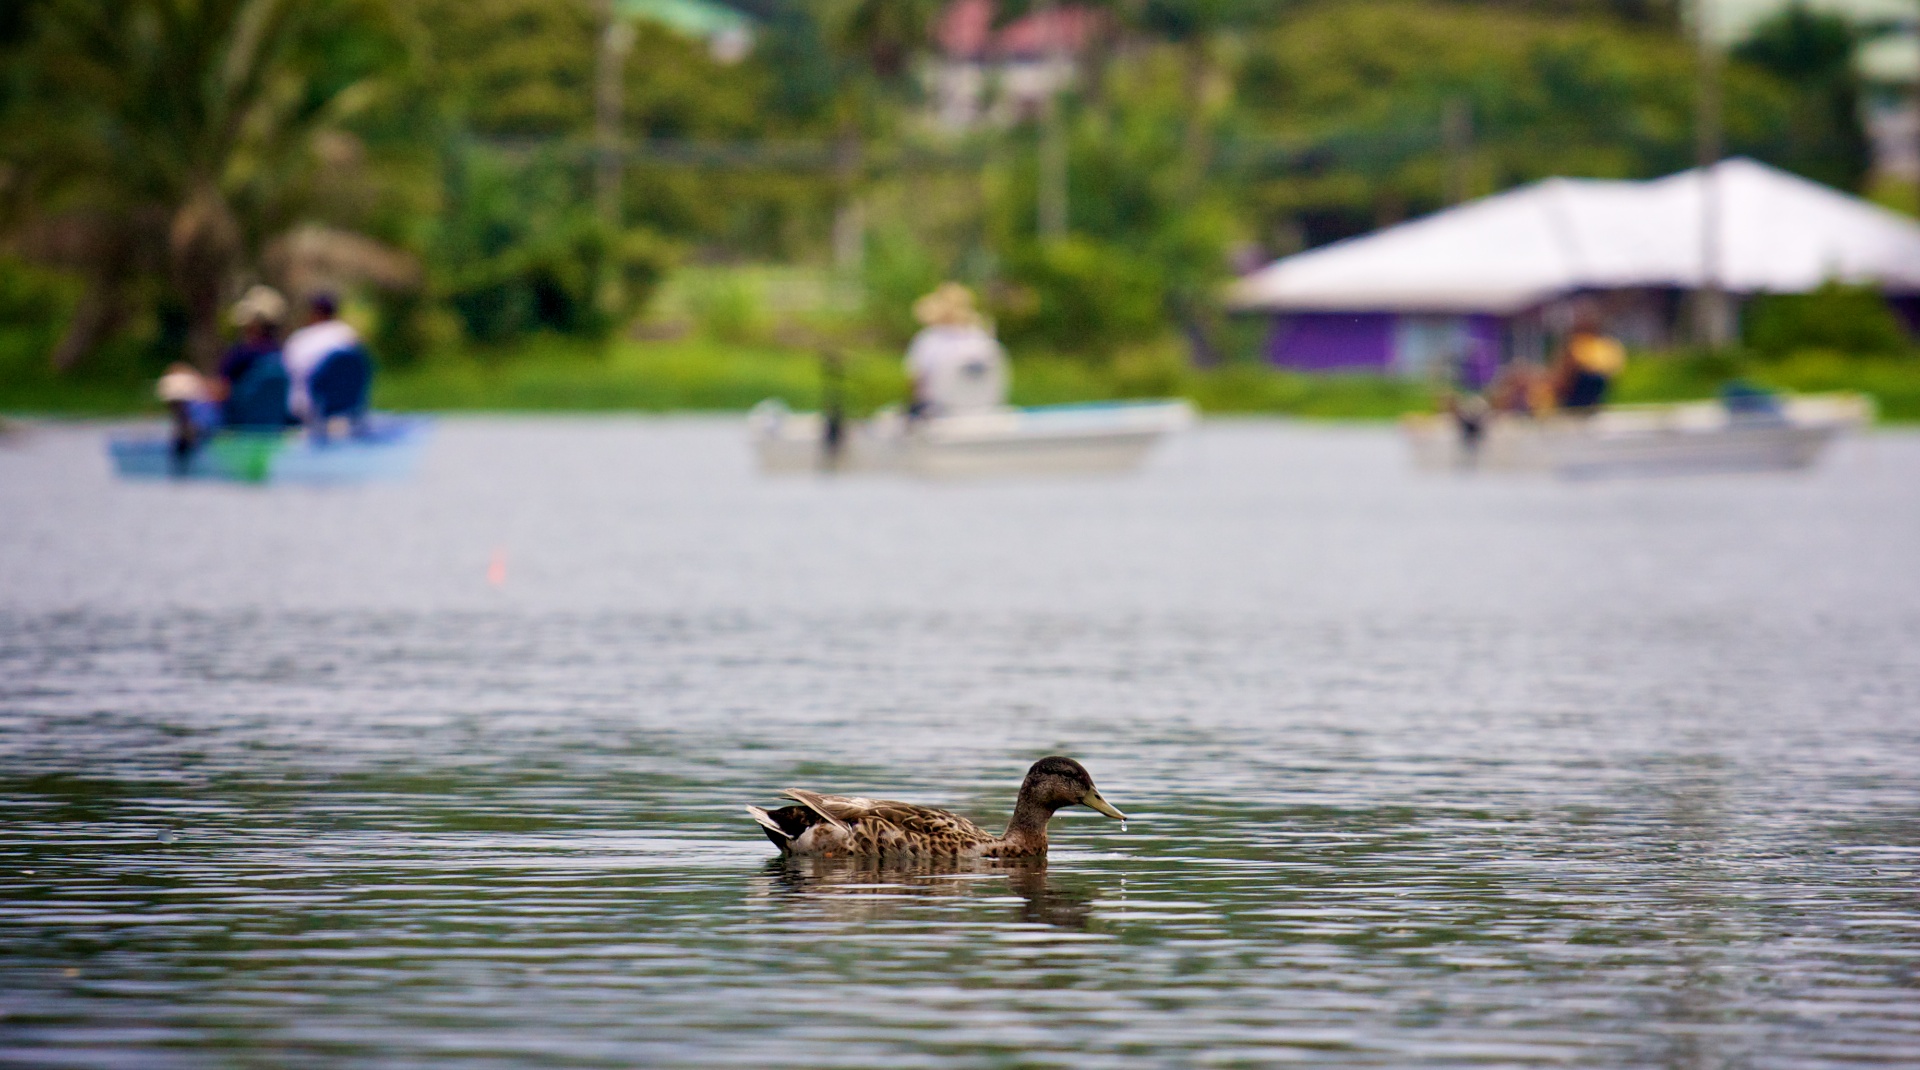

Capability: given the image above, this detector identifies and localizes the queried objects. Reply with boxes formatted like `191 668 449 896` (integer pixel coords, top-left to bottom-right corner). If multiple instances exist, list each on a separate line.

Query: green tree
0 0 412 370
1232 1 1793 246
989 44 1236 356
1745 282 1910 357
1731 2 1871 191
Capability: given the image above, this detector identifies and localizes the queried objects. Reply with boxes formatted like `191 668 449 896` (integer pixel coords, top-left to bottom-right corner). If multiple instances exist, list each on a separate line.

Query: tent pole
1693 0 1732 349
1443 98 1472 207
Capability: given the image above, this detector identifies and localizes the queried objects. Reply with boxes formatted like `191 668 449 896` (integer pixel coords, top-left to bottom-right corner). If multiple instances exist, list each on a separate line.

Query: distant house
1226 158 1920 382
618 0 755 63
931 0 1104 129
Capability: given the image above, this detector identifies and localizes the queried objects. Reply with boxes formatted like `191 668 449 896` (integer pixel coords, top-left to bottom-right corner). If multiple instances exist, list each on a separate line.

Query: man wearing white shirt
904 283 1007 419
281 293 361 420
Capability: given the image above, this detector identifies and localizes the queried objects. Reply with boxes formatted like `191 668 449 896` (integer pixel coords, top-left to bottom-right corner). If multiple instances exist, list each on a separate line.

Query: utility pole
595 1 634 231
1037 0 1069 240
1441 97 1472 206
1693 0 1732 348
831 131 864 274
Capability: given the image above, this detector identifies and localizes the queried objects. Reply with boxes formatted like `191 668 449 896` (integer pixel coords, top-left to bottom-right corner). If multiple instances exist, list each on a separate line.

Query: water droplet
156 829 177 844
1119 820 1128 833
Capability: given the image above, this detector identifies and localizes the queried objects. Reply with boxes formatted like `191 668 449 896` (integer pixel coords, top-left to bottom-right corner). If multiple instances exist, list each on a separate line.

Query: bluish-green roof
617 0 752 39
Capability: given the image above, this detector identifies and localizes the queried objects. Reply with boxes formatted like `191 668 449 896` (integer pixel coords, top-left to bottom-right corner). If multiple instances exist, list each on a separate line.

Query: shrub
1744 282 1910 358
0 257 79 365
994 237 1166 357
684 270 765 343
862 225 946 347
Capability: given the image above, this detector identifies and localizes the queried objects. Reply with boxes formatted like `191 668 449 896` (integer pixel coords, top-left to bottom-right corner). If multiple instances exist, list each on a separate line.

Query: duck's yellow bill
1082 789 1127 821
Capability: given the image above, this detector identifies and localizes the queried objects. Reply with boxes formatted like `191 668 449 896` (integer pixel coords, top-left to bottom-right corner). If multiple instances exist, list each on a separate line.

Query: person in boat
1484 362 1552 417
1550 315 1626 413
218 286 292 430
218 286 285 390
155 363 220 473
282 291 365 427
1444 389 1492 457
904 282 1007 420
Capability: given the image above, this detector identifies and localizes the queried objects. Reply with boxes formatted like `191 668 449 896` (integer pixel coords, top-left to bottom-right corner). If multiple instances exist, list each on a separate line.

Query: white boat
1403 393 1873 478
749 399 1195 478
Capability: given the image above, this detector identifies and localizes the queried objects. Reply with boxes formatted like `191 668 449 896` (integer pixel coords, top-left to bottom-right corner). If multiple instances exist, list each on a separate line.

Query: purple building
1228 160 1920 384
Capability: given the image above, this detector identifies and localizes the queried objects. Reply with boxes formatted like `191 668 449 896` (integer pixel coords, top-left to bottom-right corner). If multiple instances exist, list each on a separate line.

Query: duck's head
1022 756 1127 821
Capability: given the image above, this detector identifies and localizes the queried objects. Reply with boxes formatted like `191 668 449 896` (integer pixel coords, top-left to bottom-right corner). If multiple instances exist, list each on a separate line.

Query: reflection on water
1 419 1918 1066
758 857 1100 932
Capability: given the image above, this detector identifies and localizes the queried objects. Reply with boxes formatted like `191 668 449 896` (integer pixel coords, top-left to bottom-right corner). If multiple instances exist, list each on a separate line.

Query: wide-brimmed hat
912 282 982 328
156 363 211 403
230 284 288 327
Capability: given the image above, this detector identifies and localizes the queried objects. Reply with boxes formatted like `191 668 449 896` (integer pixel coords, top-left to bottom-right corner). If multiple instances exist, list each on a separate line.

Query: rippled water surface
3 418 1919 1068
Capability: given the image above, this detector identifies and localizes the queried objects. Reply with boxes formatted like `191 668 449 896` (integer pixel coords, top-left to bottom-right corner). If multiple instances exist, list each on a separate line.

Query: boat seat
306 344 373 439
223 353 291 430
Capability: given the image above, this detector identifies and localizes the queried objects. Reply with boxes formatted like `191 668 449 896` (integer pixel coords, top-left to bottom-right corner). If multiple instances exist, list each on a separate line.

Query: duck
745 756 1127 859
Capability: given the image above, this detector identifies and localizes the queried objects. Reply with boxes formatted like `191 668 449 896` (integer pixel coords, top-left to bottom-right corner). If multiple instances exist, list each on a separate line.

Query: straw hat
912 282 982 328
230 284 288 328
156 363 212 403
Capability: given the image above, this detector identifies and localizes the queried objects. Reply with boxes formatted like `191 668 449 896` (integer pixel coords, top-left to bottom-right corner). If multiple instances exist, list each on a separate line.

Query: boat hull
109 418 431 485
1404 394 1871 478
751 400 1194 478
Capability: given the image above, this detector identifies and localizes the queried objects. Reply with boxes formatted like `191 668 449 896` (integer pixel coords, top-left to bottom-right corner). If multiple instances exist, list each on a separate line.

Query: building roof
618 0 751 39
1227 158 1920 316
937 0 1103 62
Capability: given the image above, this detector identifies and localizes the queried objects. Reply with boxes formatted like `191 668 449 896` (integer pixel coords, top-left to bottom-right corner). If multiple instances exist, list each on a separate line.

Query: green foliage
0 0 1897 394
821 0 940 81
1731 3 1870 191
0 257 76 343
1232 1 1792 242
432 147 671 346
0 256 165 413
861 224 946 346
683 270 767 343
373 336 908 414
0 0 420 366
1613 347 1920 421
368 335 1433 417
1744 283 1911 359
982 48 1239 357
414 0 596 136
995 237 1167 354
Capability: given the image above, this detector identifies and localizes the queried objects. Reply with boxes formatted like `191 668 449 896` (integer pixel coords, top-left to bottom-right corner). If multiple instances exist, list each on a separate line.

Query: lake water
2 418 1918 1068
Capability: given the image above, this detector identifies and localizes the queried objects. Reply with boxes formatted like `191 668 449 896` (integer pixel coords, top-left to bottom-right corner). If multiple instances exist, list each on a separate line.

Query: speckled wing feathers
774 789 995 857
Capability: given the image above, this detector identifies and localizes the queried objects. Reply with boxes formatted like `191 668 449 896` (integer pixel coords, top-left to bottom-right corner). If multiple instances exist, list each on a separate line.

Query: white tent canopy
1227 158 1920 316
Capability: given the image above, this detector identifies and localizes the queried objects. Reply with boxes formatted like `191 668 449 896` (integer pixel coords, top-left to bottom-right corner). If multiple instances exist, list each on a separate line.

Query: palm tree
0 0 408 370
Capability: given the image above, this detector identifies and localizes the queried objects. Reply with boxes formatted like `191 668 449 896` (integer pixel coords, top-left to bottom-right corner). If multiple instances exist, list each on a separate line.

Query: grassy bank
0 334 1436 420
1611 349 1920 421
5 332 1919 422
371 338 1436 419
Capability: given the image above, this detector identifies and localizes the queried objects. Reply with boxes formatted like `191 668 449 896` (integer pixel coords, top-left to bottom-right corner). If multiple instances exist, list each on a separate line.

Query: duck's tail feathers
744 805 792 840
780 788 853 833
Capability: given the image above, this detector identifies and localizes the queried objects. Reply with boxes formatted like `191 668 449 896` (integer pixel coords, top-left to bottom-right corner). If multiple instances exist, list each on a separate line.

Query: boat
749 399 1195 478
108 417 432 485
1402 392 1872 478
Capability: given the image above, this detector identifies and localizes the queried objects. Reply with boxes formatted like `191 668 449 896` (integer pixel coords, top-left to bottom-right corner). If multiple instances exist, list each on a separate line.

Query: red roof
938 0 1103 61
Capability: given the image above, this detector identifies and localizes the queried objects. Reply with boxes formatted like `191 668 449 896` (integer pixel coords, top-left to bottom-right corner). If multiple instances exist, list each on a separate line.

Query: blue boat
109 417 432 485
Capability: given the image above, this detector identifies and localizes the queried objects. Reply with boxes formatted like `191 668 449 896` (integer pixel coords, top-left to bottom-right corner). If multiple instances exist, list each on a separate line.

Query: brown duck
746 756 1127 859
